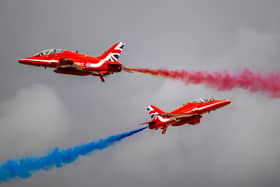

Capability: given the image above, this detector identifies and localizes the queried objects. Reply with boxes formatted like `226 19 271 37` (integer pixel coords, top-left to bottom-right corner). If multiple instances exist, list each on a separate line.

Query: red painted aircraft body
141 98 231 134
18 42 125 82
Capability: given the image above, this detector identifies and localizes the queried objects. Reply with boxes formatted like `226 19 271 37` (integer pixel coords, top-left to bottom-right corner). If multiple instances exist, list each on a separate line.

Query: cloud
216 28 280 71
220 96 280 185
0 85 68 160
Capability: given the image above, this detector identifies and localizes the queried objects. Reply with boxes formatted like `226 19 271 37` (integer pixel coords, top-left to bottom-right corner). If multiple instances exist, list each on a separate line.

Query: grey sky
0 0 280 186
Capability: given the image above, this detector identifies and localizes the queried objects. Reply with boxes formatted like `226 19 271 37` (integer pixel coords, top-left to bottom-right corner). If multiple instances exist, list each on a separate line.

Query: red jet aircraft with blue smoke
18 42 125 82
140 98 231 134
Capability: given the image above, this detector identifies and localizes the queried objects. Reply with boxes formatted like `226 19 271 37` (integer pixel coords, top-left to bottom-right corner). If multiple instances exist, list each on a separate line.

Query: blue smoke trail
0 127 147 183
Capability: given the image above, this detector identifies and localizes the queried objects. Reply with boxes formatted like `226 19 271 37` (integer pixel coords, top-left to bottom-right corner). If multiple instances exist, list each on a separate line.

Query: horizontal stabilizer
138 121 156 126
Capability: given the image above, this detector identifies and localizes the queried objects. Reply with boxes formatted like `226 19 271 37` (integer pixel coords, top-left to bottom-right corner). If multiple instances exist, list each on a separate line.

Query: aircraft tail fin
98 42 125 62
147 105 165 119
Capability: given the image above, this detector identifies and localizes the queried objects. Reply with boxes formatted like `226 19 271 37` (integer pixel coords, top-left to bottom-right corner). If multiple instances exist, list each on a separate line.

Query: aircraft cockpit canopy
34 48 65 56
191 97 216 103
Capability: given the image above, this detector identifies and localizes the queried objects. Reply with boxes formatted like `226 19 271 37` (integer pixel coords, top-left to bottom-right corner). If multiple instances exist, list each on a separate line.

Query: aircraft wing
57 58 84 71
158 112 199 119
139 113 199 126
157 113 201 125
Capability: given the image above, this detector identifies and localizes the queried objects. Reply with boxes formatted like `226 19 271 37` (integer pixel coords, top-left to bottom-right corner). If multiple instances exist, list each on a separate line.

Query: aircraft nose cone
224 100 231 105
221 99 231 107
18 58 26 64
18 57 37 65
18 57 31 64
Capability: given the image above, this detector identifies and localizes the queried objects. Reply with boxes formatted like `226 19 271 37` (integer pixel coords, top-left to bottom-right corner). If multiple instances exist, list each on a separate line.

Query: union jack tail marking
98 42 125 62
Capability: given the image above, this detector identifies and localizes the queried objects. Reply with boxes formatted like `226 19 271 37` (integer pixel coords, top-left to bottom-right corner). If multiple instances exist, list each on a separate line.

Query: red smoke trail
123 67 280 98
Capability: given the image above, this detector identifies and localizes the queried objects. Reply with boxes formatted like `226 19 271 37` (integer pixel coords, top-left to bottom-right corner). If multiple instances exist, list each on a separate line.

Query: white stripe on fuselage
86 59 106 68
86 42 123 67
24 59 59 63
152 112 170 123
157 101 226 123
191 100 226 112
157 116 171 122
26 58 107 68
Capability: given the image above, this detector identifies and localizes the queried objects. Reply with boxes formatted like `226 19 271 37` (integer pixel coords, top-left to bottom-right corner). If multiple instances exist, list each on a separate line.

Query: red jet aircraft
18 42 125 82
140 98 231 134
